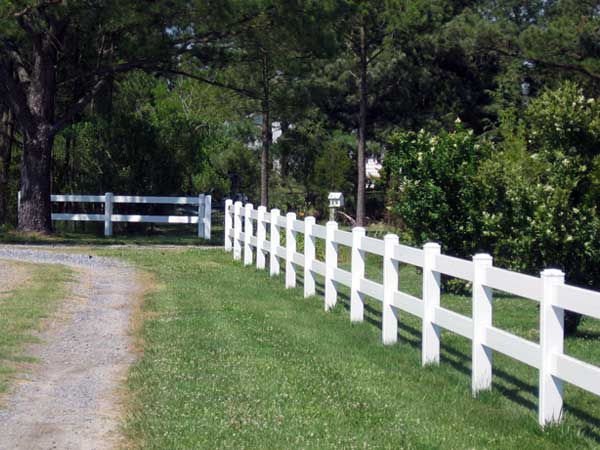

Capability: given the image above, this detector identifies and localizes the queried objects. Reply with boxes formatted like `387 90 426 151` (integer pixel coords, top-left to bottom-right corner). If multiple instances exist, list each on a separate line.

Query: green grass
94 248 600 449
0 223 223 247
0 262 72 393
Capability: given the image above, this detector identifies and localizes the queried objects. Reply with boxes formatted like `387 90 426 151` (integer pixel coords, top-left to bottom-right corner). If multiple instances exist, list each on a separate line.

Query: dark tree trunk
356 24 368 227
17 30 59 233
19 125 54 232
0 107 14 224
260 51 271 207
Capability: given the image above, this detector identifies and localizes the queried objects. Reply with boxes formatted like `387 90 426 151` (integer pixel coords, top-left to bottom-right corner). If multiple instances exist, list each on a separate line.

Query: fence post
224 199 233 251
351 227 366 322
472 253 493 395
233 201 242 260
17 190 21 219
204 195 212 240
422 243 441 365
197 194 205 238
382 234 399 345
104 192 113 237
285 212 297 288
244 203 254 266
539 268 565 426
304 216 316 297
256 206 267 269
270 209 281 276
325 221 338 310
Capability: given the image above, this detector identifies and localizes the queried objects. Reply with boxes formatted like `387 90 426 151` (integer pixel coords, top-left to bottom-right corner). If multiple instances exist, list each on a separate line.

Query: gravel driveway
0 247 141 450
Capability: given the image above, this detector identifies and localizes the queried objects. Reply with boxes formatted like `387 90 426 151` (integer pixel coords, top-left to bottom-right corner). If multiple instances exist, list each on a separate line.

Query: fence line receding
224 199 600 428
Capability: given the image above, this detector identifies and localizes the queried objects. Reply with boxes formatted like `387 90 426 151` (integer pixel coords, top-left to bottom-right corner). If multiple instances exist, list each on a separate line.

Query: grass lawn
94 247 600 450
0 261 72 394
0 222 223 247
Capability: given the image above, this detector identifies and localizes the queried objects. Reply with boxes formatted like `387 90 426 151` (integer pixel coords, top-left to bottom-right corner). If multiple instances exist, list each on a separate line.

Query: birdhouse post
328 192 344 221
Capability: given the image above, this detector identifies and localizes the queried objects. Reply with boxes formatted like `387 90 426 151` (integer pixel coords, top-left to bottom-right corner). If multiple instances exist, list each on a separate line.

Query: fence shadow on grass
317 281 600 444
284 266 600 442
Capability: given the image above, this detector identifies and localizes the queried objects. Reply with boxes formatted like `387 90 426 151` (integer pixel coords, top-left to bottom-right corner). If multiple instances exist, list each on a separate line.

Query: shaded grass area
0 262 72 394
97 248 600 449
0 223 223 247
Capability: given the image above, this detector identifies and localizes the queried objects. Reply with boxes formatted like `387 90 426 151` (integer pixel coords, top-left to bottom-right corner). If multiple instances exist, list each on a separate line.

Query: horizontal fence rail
223 200 600 428
19 192 212 238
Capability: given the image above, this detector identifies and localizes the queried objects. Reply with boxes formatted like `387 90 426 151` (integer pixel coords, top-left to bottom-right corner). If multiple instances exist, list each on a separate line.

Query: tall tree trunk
19 125 54 232
18 33 58 233
356 24 368 227
260 51 272 207
0 107 14 224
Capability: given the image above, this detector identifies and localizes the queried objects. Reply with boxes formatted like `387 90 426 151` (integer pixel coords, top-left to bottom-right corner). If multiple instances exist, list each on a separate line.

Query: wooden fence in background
18 192 212 238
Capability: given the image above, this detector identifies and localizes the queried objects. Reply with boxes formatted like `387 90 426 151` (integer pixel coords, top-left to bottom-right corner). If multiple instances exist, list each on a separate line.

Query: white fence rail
223 200 600 428
20 192 212 238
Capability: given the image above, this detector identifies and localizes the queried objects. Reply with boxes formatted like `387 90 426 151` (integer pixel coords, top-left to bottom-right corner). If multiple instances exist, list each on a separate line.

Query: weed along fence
223 199 600 428
20 192 212 238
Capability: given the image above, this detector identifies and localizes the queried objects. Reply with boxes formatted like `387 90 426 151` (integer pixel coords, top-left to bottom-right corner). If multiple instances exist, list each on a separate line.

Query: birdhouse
328 192 344 209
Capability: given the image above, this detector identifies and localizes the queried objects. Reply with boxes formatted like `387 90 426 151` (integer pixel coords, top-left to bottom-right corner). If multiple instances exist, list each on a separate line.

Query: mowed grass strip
106 248 600 450
0 261 72 394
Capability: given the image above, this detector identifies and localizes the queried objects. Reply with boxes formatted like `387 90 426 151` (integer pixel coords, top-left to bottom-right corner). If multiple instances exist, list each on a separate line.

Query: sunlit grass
96 248 600 449
0 262 72 394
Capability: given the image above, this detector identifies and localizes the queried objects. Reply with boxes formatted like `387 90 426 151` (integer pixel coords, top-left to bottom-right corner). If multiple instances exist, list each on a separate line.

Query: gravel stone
0 246 140 450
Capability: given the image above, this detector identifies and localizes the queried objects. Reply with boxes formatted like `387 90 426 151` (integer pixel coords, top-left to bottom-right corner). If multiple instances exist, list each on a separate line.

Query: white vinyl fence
19 192 211 238
223 200 600 428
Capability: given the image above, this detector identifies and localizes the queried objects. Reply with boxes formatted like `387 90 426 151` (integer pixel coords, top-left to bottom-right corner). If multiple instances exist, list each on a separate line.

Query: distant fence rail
224 200 600 428
18 192 212 238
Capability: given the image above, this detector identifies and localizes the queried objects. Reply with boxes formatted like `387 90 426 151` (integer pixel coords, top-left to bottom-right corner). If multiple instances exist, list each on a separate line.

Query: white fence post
197 194 205 238
244 203 254 266
204 195 212 240
351 227 366 322
304 216 316 297
382 234 399 345
472 253 494 395
325 221 338 310
224 199 233 251
256 206 267 270
17 190 21 220
539 268 565 426
270 209 281 276
285 212 297 288
233 201 242 260
104 192 113 237
422 243 441 365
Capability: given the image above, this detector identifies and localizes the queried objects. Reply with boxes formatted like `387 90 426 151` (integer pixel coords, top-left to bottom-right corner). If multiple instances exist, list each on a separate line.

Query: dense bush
381 123 490 257
383 82 600 334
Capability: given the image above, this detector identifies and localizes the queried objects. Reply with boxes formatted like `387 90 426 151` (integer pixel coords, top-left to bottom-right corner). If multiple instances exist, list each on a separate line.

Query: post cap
352 226 366 234
304 216 316 223
473 253 493 262
326 220 338 228
384 233 399 242
541 268 565 278
424 242 441 250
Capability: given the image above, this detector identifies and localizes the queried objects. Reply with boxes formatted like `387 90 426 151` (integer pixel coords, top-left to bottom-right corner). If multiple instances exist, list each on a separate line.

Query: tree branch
52 78 106 134
159 68 260 99
482 45 600 81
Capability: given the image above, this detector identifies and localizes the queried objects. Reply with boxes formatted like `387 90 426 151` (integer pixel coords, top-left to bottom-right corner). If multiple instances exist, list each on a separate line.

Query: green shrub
382 82 600 333
381 122 490 258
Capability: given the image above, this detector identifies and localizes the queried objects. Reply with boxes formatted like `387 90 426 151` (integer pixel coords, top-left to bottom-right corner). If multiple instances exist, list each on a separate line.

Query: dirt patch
0 248 143 450
0 260 32 300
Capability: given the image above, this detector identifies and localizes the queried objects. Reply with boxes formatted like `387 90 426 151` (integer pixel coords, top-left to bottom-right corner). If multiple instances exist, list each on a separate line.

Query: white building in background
366 156 382 179
366 156 382 188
